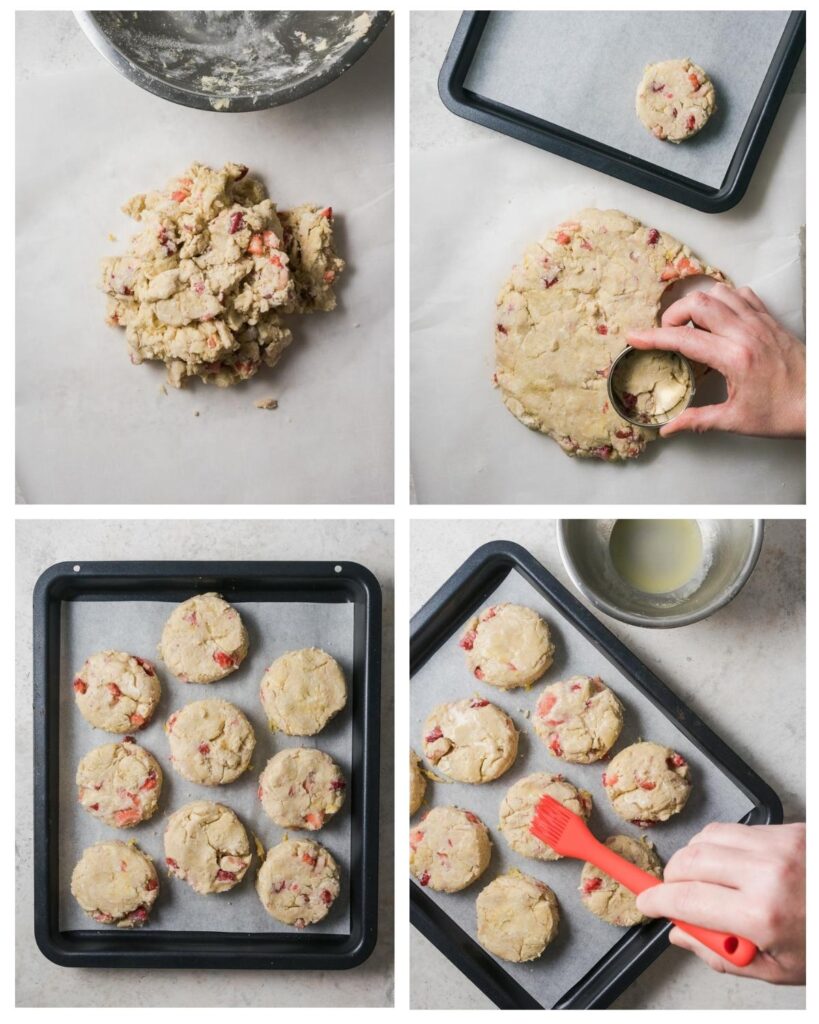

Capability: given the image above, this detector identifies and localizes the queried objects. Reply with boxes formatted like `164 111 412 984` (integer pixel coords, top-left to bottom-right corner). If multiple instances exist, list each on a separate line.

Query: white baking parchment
59 596 354 934
411 571 756 1007
411 45 804 504
15 12 393 504
464 10 791 190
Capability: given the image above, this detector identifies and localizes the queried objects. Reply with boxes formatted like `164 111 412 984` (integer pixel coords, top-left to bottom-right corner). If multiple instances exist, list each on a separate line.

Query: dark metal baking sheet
409 541 782 1009
438 11 805 213
34 560 381 970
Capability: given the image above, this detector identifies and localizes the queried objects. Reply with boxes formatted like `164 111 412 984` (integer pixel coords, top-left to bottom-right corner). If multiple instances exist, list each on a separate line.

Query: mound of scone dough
495 208 724 460
101 162 344 388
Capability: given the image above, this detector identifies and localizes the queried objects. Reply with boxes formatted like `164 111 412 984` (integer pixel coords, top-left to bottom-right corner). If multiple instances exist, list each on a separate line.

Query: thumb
659 403 732 438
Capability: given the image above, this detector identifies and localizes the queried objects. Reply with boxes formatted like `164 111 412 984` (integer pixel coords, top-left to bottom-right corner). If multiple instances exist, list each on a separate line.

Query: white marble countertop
16 519 394 1007
410 518 804 1010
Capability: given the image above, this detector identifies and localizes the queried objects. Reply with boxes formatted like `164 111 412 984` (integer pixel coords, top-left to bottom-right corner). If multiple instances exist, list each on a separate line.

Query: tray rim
437 10 805 214
33 559 382 970
409 539 783 1009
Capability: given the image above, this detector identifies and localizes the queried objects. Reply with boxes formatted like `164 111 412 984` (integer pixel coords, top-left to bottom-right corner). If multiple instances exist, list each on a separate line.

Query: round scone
159 593 248 683
258 747 346 830
499 772 592 861
72 650 160 733
476 872 560 962
410 749 426 816
603 741 691 825
259 648 347 736
459 603 554 688
636 58 716 143
166 699 255 786
533 676 624 763
422 698 518 784
410 806 492 893
495 208 725 461
76 738 162 828
580 835 663 926
164 800 252 894
256 838 341 928
71 840 159 927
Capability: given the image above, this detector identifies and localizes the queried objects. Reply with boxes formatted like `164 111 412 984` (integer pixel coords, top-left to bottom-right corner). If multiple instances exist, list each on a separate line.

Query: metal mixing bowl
557 519 764 628
75 10 391 112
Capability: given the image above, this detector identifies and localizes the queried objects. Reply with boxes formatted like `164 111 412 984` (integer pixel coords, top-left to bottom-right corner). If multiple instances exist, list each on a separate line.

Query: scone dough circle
476 872 560 962
422 698 519 784
499 772 592 861
604 741 692 824
258 747 346 830
166 699 256 786
533 675 624 763
159 592 248 683
260 648 347 736
410 749 426 816
636 59 716 143
256 838 341 928
410 806 492 893
460 603 554 688
71 840 159 927
72 650 161 733
495 208 725 461
164 800 252 894
580 834 663 926
76 738 163 828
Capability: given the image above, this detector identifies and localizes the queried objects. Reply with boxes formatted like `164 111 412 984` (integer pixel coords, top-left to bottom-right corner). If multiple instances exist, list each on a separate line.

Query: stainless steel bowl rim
607 345 696 429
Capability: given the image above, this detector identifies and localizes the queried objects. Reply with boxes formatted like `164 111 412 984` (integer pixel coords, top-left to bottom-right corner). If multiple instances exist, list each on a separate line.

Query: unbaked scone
71 840 159 927
533 676 624 763
604 741 691 825
410 749 426 816
76 738 162 828
580 834 663 926
259 648 347 736
256 838 341 928
422 698 518 783
159 593 248 683
166 699 256 786
495 208 725 460
459 603 554 688
72 650 161 733
410 806 492 893
636 59 716 142
499 772 592 861
164 800 252 894
476 872 560 962
258 747 346 830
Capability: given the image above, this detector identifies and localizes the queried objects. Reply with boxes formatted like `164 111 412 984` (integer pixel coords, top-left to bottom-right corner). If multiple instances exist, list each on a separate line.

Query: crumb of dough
255 398 279 410
108 233 117 242
159 384 167 396
193 410 200 417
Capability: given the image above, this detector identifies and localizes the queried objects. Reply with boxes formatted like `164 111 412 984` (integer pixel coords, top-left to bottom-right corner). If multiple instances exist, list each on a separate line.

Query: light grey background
410 519 805 1010
16 11 394 504
17 519 394 1007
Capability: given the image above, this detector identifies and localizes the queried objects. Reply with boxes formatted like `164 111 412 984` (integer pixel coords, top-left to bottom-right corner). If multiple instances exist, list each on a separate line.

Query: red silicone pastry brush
530 794 757 968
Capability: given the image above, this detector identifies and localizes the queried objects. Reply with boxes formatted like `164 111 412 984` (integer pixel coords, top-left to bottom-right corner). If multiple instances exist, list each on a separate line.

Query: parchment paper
465 10 791 189
411 571 755 1007
59 596 354 934
410 95 805 504
15 11 393 504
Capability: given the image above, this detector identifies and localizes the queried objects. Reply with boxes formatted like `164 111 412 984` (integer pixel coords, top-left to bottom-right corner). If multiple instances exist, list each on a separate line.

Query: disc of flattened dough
580 835 663 926
159 592 248 683
603 740 691 826
409 806 492 893
410 748 426 816
72 650 161 733
259 648 347 736
76 738 162 828
499 772 591 861
636 59 717 143
256 838 341 928
459 603 554 688
495 209 725 461
165 698 256 786
164 800 252 894
533 675 624 764
476 872 560 962
422 697 519 783
257 747 346 830
71 840 159 927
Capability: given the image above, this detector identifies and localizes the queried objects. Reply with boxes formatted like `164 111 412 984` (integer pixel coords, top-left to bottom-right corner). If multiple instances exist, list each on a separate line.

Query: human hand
636 822 805 984
628 283 805 439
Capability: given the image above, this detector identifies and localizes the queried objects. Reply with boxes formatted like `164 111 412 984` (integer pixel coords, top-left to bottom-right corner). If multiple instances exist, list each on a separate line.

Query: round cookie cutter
607 346 695 428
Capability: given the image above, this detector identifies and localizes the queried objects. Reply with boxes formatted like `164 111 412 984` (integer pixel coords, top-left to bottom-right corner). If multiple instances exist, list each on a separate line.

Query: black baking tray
33 559 381 970
438 11 805 213
410 541 782 1009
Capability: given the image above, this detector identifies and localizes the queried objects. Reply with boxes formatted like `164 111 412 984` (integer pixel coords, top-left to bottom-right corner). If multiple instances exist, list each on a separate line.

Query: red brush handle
593 842 757 968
